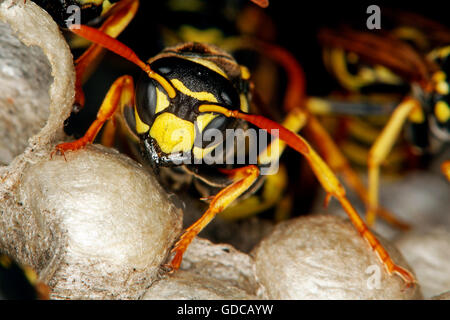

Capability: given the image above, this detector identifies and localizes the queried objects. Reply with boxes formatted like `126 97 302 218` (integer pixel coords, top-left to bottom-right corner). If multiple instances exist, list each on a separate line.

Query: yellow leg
340 140 406 171
169 165 260 270
54 75 135 155
74 0 140 110
367 98 421 225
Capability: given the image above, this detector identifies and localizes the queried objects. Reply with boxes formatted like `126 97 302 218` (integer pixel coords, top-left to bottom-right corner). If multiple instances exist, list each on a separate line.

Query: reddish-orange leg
199 104 415 286
304 115 411 229
169 165 260 270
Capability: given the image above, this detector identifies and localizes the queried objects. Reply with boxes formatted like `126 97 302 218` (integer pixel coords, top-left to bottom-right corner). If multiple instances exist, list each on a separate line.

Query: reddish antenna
69 24 176 98
198 104 308 155
250 0 269 8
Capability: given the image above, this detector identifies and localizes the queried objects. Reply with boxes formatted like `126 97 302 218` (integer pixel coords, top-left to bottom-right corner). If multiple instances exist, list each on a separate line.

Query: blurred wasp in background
314 8 450 226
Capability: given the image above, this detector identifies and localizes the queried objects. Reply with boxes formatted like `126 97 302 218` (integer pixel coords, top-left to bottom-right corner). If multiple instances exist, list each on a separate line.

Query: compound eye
203 115 228 132
196 115 228 149
135 72 164 126
122 104 138 137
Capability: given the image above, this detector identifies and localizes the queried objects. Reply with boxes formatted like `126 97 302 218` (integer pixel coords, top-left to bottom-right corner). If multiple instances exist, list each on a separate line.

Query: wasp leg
54 75 136 155
304 110 410 230
263 112 415 285
73 0 139 111
220 164 288 220
199 104 416 286
169 165 260 271
100 116 117 148
367 98 422 226
441 160 450 181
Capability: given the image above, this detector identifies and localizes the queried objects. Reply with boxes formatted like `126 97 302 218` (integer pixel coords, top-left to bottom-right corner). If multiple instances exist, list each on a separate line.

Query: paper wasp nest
252 215 422 299
0 0 72 171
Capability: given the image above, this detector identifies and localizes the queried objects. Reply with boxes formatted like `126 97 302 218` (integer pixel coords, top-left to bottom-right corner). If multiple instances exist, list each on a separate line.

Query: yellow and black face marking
127 43 251 166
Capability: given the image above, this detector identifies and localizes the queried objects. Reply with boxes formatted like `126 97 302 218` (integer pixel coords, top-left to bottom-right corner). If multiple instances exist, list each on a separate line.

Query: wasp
316 9 450 226
0 253 49 299
50 23 415 286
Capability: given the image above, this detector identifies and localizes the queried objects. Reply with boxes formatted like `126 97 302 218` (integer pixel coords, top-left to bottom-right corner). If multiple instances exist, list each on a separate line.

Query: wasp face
429 47 450 141
132 43 251 167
